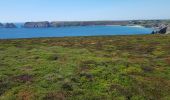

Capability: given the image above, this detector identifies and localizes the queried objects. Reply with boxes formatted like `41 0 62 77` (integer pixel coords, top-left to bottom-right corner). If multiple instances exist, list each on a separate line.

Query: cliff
50 21 130 27
151 24 169 34
0 23 17 28
4 23 17 28
131 20 170 34
23 21 130 28
24 21 50 28
0 23 4 28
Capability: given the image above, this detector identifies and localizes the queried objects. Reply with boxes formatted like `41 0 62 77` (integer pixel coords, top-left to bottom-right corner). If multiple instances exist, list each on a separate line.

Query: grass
0 34 170 100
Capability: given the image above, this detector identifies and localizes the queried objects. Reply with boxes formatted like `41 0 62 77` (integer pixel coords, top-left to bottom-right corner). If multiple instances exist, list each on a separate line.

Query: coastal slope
0 35 170 99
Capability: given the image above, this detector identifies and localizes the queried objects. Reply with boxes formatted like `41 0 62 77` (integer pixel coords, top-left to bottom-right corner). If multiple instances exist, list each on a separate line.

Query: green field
0 35 170 100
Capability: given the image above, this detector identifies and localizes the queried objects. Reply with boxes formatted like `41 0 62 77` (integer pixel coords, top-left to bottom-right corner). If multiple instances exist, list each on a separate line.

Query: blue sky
0 0 170 22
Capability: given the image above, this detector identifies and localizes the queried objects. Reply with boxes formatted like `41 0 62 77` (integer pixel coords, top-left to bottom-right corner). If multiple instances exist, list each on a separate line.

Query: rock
4 23 17 28
159 27 167 34
24 21 50 28
0 23 4 28
151 31 155 34
152 24 168 34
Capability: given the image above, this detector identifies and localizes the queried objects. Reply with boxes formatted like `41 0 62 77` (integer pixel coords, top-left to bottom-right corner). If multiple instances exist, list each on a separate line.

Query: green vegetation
0 35 170 100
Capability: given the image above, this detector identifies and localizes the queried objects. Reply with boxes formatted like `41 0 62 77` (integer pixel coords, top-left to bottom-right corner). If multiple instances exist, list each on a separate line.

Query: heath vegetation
0 34 170 100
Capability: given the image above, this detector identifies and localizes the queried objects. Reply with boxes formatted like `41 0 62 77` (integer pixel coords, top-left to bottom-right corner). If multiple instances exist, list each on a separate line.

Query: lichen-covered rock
4 23 17 28
24 21 50 28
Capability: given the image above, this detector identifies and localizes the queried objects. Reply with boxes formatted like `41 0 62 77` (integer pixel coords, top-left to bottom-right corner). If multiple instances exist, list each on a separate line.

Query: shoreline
128 25 145 28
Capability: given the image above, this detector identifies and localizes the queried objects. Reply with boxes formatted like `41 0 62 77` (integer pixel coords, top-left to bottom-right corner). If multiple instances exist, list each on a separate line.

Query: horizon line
1 18 170 23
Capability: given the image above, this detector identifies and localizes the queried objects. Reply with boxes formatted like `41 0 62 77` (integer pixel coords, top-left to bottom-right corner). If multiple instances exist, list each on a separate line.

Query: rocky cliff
0 23 17 28
24 21 50 28
0 23 4 28
152 24 169 34
23 21 130 28
50 21 130 27
4 23 17 28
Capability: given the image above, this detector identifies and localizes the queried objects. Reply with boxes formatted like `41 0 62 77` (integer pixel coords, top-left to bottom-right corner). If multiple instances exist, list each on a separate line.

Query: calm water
0 25 153 39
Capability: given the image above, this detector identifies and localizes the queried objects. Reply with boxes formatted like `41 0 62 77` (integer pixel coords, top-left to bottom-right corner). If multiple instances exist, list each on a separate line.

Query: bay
0 25 153 39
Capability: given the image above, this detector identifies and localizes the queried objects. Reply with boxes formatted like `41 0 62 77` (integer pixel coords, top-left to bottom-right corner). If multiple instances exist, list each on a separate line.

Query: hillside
0 35 170 100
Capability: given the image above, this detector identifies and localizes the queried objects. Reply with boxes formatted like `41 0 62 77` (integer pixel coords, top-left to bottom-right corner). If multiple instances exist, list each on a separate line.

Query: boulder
24 21 50 28
4 23 17 28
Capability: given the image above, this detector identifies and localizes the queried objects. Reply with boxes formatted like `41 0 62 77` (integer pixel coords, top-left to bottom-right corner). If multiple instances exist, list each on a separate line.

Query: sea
0 24 153 39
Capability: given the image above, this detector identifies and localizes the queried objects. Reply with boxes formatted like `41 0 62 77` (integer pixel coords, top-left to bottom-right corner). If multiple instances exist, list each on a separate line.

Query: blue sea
0 24 153 39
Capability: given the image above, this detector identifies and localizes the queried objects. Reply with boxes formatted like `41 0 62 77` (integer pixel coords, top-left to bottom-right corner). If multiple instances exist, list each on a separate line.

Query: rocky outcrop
152 24 168 34
0 23 4 28
24 21 50 28
4 23 17 28
159 27 167 34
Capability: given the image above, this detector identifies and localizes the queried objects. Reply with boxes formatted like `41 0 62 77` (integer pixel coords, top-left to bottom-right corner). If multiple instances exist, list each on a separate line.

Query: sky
0 0 170 22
